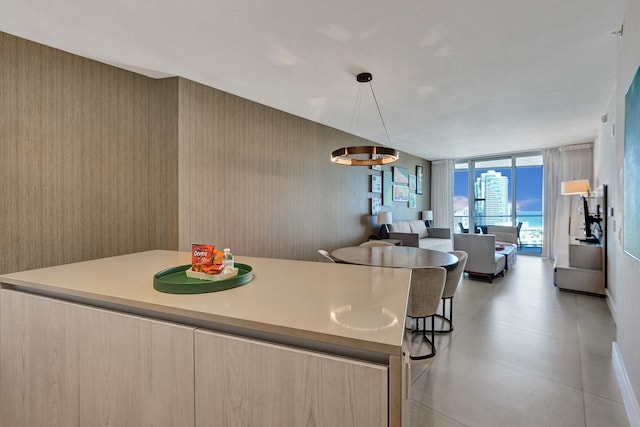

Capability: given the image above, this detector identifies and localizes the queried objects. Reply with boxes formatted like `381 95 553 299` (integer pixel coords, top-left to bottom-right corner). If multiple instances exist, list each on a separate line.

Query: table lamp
422 210 433 227
561 179 598 242
377 211 392 239
560 179 590 196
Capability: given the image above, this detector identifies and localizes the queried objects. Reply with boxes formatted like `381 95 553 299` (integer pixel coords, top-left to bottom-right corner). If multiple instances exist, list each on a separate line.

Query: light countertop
0 250 411 355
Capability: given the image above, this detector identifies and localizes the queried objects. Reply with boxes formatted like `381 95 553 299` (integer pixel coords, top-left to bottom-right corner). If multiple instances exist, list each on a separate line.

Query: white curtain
542 147 561 258
431 159 454 231
543 143 593 259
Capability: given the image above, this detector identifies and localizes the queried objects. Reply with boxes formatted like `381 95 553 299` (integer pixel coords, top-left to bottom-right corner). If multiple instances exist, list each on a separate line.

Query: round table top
331 246 459 271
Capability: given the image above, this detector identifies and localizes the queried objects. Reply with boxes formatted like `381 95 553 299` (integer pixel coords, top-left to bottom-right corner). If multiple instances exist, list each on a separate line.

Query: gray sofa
388 220 453 251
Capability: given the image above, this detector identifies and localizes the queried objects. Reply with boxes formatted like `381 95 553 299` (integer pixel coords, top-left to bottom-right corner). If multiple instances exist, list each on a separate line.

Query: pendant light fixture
331 72 399 166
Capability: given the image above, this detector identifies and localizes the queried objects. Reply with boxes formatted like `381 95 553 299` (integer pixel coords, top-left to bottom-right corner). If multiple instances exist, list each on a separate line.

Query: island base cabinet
0 289 394 426
0 290 195 427
1 290 81 427
194 329 388 427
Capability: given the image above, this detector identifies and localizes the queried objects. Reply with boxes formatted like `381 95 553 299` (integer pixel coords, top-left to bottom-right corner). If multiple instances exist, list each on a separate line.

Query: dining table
331 245 459 271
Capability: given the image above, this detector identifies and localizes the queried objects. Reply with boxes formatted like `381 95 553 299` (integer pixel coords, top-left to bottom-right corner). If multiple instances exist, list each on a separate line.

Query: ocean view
454 211 544 248
516 211 543 228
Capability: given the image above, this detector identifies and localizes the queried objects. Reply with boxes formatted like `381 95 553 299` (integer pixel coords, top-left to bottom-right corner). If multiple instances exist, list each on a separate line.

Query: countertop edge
0 279 404 358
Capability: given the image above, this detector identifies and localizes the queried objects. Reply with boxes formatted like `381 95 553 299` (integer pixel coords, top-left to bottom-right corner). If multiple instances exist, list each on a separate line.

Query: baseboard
612 342 640 427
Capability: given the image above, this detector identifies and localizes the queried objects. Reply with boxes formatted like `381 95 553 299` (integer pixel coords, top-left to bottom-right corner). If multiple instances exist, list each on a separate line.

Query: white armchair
453 233 506 283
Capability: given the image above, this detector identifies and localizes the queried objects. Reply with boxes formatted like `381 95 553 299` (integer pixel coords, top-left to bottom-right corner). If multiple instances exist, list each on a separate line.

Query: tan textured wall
1 31 430 271
0 33 178 274
177 78 431 260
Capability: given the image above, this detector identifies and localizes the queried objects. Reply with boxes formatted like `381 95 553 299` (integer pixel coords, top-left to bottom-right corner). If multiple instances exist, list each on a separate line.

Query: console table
554 239 605 295
554 184 607 295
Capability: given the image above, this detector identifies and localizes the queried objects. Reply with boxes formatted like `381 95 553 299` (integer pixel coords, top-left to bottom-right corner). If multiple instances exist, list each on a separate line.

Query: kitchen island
0 250 411 427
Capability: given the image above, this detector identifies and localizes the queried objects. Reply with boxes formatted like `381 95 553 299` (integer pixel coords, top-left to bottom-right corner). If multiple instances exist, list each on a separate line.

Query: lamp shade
561 179 590 195
421 210 433 221
377 211 392 225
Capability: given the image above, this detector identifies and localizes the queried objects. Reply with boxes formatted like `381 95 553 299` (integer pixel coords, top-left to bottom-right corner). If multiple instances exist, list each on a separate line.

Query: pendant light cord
350 84 364 134
367 82 392 146
329 71 399 166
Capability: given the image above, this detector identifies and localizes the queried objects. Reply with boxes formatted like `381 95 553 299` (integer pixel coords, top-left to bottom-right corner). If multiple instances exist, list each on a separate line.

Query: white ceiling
1 0 628 160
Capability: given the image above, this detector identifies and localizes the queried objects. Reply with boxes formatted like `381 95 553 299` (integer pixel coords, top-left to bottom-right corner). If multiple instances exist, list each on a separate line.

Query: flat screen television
580 196 600 243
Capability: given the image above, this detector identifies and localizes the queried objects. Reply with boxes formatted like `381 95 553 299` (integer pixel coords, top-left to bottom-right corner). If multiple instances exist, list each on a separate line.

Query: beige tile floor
405 255 630 427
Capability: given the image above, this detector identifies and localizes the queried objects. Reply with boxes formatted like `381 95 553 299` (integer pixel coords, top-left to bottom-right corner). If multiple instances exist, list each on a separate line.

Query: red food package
202 264 225 274
191 244 215 272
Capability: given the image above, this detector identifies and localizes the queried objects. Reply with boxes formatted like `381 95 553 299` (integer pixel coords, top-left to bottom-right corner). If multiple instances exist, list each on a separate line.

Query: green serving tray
153 263 253 294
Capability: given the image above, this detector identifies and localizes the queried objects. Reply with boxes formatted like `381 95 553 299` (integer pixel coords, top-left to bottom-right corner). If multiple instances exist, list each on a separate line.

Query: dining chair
359 240 395 247
317 249 336 263
429 250 468 333
406 267 446 360
516 221 523 248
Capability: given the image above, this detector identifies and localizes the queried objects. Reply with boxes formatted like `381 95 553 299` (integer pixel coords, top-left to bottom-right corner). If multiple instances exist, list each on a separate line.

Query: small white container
222 248 234 269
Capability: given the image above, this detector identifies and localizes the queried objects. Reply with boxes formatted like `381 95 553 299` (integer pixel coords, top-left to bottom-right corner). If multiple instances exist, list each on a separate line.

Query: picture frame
409 193 416 208
383 170 393 205
370 154 382 171
625 65 640 260
371 197 382 215
416 166 424 195
371 175 382 193
393 166 409 184
409 174 416 191
393 185 409 202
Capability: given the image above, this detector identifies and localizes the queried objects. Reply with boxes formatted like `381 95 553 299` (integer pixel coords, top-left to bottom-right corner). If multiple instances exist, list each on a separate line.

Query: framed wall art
416 166 424 195
370 154 382 171
393 166 409 184
371 197 382 215
393 185 409 202
409 193 416 208
383 170 393 205
409 174 416 191
371 174 382 193
625 65 640 260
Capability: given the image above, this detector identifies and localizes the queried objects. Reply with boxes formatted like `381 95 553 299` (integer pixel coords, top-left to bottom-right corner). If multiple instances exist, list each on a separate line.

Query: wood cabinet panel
1 289 395 426
0 290 195 427
1 290 81 427
194 329 388 427
77 303 195 426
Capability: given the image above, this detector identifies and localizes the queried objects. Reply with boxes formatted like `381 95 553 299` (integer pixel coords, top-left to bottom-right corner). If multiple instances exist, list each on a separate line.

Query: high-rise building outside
474 170 510 225
454 159 543 252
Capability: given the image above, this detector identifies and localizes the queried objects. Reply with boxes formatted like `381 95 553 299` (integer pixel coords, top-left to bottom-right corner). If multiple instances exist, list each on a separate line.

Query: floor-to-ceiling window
454 153 543 255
